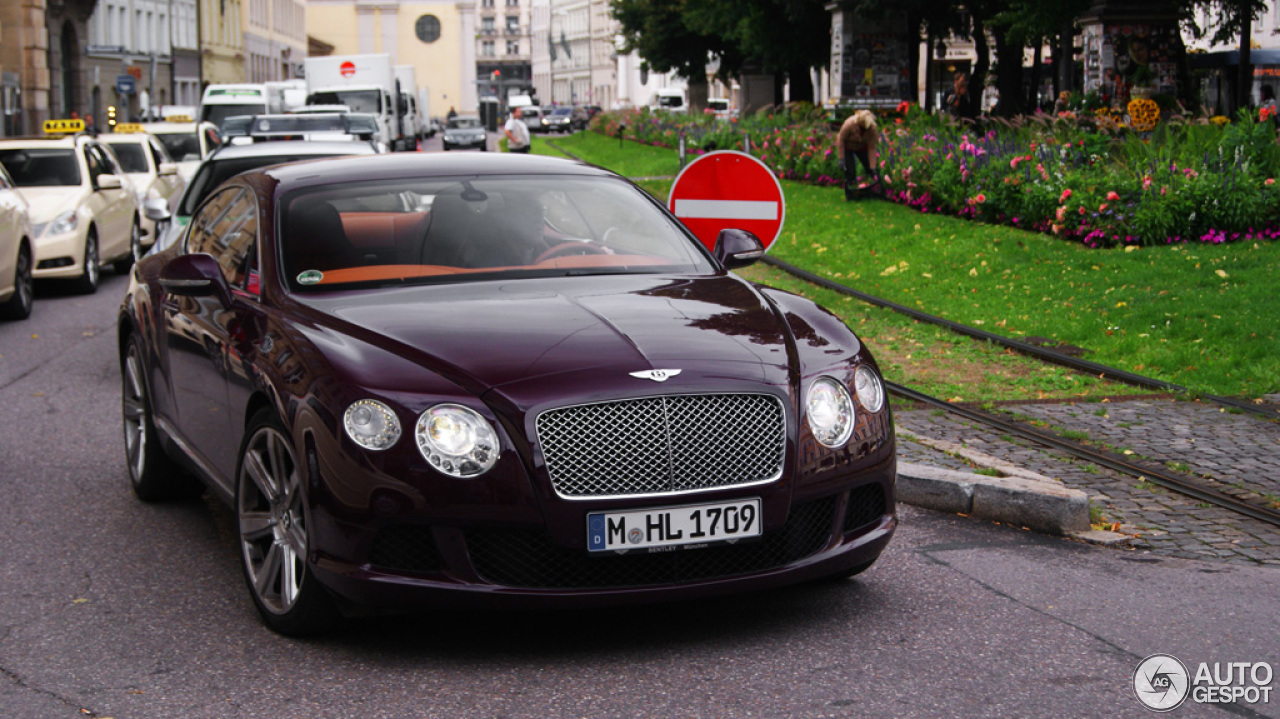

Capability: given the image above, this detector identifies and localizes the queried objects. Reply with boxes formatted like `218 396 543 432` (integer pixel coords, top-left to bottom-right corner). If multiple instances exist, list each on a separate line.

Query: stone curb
898 461 1091 535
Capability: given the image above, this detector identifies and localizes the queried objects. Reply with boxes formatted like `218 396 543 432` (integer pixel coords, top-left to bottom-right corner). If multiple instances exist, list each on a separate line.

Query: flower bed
590 106 1280 248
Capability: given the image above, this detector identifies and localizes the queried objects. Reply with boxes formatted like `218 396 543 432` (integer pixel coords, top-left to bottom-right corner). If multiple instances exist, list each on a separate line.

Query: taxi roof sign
114 123 145 134
43 119 85 135
163 114 193 123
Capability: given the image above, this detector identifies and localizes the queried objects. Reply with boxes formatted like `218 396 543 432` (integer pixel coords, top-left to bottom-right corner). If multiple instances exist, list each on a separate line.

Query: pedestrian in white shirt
504 107 531 153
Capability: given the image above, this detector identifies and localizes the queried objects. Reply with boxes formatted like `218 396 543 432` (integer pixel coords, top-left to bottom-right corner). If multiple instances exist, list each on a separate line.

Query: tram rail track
755 256 1280 528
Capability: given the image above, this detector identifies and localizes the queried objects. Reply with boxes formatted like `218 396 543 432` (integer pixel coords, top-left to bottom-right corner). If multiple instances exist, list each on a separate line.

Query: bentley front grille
536 393 786 499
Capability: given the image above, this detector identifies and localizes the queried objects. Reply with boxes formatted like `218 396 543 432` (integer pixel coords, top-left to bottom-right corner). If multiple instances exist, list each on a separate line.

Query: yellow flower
1210 115 1230 126
1127 98 1160 132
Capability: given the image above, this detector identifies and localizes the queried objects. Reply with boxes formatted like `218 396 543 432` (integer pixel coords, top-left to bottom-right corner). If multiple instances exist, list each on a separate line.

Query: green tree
612 0 740 111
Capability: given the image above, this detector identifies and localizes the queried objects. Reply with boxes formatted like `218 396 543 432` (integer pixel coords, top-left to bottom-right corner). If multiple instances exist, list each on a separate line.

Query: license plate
586 498 762 553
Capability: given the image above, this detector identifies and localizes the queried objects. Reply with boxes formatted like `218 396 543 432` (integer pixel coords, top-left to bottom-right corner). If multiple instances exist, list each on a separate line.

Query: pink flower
975 193 986 204
1267 178 1276 186
1106 191 1120 201
1099 203 1109 212
1059 189 1073 203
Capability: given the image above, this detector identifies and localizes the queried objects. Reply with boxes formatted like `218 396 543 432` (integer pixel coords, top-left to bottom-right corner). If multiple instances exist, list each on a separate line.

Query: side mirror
713 228 765 269
96 174 123 190
159 253 231 305
158 162 179 176
143 197 171 222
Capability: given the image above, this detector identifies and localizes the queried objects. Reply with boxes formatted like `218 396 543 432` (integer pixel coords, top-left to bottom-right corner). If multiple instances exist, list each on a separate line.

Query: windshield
108 142 149 173
307 91 382 114
448 116 482 129
658 95 684 108
552 108 573 116
154 132 202 162
0 148 81 187
202 103 269 127
280 175 714 291
708 99 729 111
179 152 357 216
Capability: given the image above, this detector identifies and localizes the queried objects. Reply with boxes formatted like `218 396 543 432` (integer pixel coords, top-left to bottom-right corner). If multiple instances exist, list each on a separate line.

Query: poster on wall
840 32 909 105
1097 23 1183 103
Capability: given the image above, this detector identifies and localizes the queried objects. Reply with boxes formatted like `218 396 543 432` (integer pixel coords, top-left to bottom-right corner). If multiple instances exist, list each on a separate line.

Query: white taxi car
100 125 186 248
138 116 220 182
0 120 140 294
0 162 35 319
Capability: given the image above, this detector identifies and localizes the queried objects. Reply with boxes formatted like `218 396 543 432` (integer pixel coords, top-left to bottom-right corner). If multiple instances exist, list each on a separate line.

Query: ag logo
629 369 682 383
627 528 643 544
1134 654 1190 712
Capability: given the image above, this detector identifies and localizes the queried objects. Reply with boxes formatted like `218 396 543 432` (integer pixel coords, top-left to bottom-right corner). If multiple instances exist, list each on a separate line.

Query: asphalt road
2 264 1279 719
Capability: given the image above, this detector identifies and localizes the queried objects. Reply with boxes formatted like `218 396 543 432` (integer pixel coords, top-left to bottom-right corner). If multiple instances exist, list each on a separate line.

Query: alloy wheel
237 426 308 616
121 343 148 481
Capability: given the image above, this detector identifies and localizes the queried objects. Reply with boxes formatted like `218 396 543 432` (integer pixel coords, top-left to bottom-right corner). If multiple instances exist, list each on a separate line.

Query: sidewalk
894 396 1280 565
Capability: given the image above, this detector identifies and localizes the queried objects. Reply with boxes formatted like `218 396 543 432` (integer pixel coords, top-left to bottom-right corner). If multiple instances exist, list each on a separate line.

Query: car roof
256 152 613 191
208 140 379 161
451 114 481 122
100 133 150 143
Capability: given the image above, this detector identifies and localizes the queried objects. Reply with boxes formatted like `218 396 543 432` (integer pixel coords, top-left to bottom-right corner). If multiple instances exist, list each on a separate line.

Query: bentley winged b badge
629 369 682 382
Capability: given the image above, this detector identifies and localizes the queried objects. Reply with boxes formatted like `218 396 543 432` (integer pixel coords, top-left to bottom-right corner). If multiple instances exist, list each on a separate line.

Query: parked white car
139 117 221 182
0 162 34 319
100 126 186 249
0 123 140 294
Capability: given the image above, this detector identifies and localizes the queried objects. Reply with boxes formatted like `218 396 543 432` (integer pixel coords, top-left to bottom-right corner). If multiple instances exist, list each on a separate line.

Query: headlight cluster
48 210 78 236
805 366 886 449
342 399 500 478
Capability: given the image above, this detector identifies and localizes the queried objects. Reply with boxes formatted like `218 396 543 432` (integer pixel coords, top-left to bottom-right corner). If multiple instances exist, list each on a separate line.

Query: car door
148 136 184 204
163 185 260 486
84 143 132 258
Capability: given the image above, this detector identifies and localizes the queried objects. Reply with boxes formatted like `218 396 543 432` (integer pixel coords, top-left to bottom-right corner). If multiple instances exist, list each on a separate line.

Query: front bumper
32 227 86 279
309 456 896 612
445 135 486 148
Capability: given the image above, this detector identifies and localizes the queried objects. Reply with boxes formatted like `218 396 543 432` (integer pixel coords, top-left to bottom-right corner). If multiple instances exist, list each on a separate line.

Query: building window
482 41 495 57
506 15 518 34
415 14 441 43
506 0 517 6
483 0 494 6
481 17 495 34
507 40 519 55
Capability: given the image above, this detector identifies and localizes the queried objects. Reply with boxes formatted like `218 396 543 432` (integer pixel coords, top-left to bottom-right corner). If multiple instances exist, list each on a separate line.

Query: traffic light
492 70 500 81
107 105 117 127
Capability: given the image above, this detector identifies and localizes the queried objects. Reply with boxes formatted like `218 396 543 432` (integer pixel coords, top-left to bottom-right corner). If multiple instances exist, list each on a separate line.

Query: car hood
17 187 85 223
302 273 793 403
445 129 485 136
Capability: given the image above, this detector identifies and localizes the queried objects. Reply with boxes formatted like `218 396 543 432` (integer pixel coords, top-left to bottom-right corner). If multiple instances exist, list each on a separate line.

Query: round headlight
854 365 885 413
415 404 499 477
806 377 855 448
343 399 402 451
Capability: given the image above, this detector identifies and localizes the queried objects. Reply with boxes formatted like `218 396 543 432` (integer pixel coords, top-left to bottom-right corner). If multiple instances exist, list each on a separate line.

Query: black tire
113 216 141 274
0 242 33 320
70 228 100 294
442 143 451 152
122 334 200 501
236 408 338 635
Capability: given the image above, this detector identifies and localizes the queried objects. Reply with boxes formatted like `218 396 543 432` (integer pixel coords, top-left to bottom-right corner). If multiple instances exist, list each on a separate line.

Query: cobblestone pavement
893 397 1280 566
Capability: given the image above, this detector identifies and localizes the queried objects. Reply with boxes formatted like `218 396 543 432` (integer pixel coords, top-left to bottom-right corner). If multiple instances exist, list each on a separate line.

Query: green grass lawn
542 131 1280 401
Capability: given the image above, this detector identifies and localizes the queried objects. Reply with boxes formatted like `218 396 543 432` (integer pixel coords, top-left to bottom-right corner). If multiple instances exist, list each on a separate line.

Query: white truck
266 79 308 113
199 84 271 128
394 65 422 145
303 54 409 151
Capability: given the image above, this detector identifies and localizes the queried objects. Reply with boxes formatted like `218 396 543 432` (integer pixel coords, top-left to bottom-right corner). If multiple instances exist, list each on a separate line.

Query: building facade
84 0 178 122
530 0 617 108
201 0 245 86
243 0 306 82
475 0 532 104
307 0 477 115
0 0 99 135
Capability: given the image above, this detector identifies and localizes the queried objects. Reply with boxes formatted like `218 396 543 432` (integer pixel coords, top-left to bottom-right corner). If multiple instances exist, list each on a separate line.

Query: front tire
70 228 99 294
0 242 33 320
236 409 337 635
122 334 199 500
113 216 141 274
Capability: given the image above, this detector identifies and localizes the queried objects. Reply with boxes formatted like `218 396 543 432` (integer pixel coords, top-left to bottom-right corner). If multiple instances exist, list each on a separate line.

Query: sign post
667 151 786 253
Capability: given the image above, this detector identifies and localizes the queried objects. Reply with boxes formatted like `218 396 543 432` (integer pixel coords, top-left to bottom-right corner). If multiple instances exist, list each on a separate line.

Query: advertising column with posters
1082 17 1185 107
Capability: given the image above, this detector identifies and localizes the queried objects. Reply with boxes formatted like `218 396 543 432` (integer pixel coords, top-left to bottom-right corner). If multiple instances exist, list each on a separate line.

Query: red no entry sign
668 151 786 252
340 61 356 78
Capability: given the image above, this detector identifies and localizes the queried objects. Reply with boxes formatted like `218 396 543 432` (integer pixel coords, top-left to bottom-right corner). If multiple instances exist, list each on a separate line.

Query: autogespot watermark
1133 654 1275 712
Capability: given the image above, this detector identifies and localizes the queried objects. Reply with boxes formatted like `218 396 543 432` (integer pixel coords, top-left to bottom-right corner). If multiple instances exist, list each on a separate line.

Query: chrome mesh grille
536 393 786 498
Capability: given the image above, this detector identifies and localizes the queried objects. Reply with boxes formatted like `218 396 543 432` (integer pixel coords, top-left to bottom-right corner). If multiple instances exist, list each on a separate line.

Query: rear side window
187 186 259 289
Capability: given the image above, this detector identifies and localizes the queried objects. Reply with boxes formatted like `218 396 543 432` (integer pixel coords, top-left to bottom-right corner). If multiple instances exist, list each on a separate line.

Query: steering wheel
533 241 610 264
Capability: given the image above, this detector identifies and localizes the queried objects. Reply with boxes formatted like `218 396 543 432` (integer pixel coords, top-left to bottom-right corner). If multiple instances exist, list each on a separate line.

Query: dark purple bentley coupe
117 153 896 634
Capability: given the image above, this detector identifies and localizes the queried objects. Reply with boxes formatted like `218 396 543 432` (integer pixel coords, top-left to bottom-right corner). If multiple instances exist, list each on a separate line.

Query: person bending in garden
836 110 880 201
